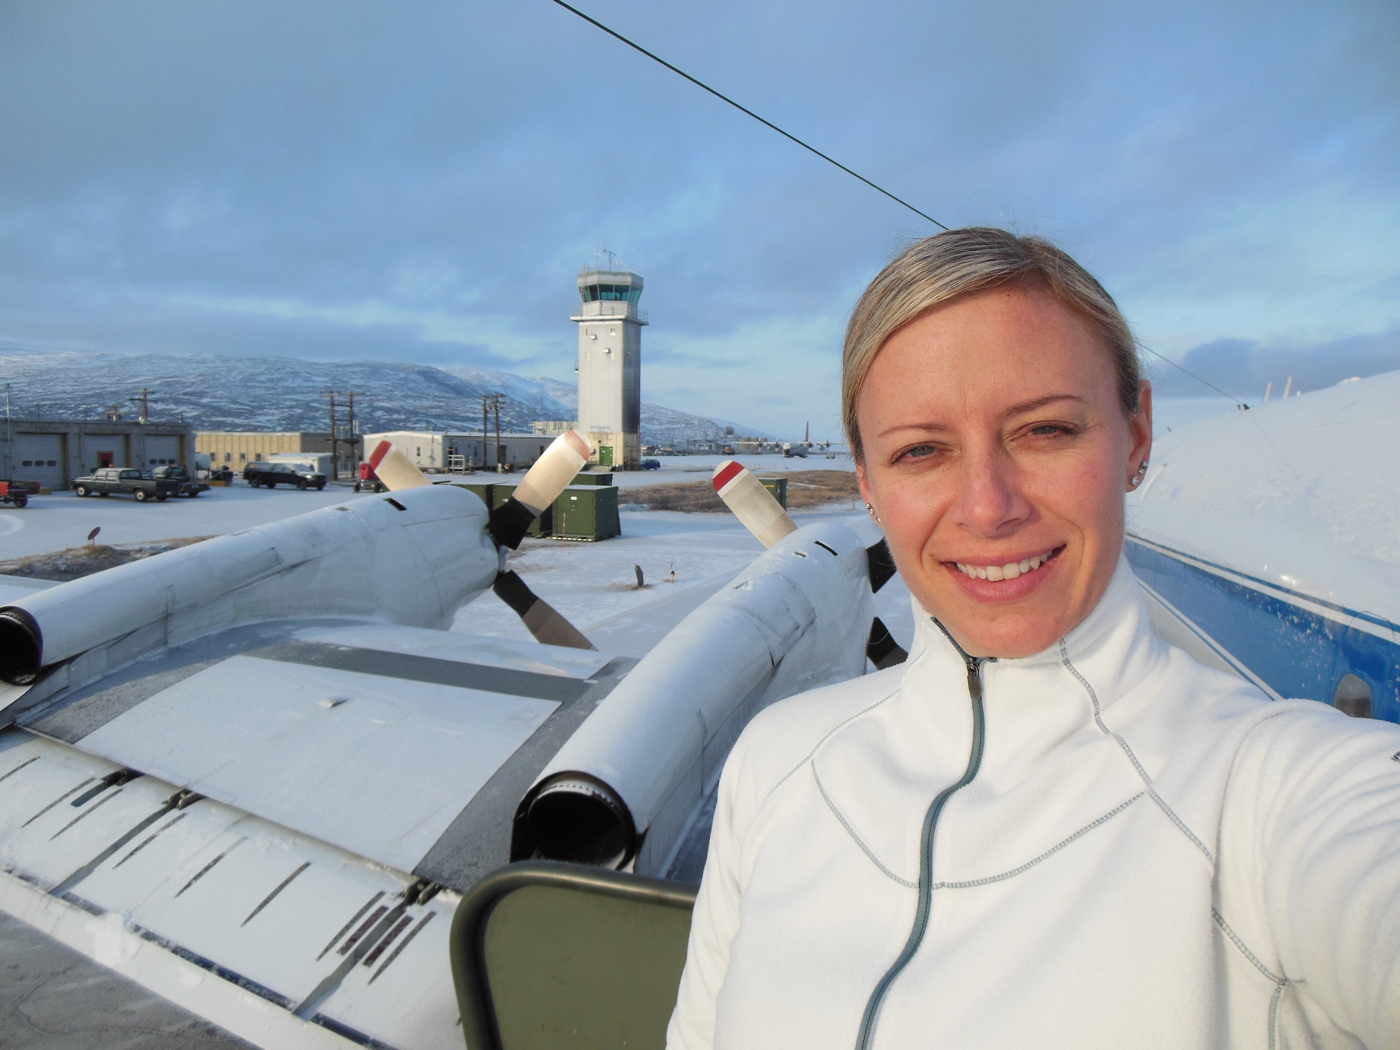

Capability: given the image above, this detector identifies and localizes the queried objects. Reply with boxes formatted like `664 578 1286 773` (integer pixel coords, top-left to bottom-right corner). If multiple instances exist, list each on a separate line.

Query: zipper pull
965 658 982 702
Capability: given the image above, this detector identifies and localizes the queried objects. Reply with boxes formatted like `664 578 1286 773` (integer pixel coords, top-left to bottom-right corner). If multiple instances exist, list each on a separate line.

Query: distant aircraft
0 373 1392 1050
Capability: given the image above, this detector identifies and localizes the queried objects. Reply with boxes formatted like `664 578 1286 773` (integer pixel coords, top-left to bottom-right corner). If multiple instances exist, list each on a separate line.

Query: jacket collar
908 553 1161 717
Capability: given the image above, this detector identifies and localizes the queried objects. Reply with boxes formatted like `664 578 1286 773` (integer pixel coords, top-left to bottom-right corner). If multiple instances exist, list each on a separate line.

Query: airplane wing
1127 371 1400 720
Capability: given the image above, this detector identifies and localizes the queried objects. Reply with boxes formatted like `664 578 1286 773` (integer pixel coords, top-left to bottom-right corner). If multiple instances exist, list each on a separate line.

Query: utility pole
478 393 504 471
346 392 358 477
479 395 489 470
129 388 152 424
494 396 503 472
327 390 339 481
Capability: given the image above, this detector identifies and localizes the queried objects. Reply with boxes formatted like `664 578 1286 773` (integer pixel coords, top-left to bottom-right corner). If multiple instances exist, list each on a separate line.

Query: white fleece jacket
667 558 1400 1050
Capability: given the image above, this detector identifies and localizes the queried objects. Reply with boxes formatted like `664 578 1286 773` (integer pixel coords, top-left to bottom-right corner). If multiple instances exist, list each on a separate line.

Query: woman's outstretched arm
667 756 747 1050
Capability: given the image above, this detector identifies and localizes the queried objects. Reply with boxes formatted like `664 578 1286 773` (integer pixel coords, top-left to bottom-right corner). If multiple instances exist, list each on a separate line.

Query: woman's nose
950 452 1031 537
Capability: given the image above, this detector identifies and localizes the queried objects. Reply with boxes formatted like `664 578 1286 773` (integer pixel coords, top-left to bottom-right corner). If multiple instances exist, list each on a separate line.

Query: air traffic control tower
572 268 647 468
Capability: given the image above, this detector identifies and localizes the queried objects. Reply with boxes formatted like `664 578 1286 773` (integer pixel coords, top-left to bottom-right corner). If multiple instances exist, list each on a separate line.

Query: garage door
81 434 129 472
144 435 184 468
13 433 66 491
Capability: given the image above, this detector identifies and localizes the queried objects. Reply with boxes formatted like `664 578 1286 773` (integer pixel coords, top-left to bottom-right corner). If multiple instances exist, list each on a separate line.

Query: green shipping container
492 484 553 537
455 482 495 510
759 477 788 508
553 485 621 541
453 482 554 536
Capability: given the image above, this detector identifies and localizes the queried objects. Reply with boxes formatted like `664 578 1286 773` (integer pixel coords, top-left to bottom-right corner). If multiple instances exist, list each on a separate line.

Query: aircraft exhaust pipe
522 772 637 869
0 609 42 686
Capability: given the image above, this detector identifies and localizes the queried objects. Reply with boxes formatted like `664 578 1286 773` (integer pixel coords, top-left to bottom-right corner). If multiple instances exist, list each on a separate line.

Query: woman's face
855 285 1152 658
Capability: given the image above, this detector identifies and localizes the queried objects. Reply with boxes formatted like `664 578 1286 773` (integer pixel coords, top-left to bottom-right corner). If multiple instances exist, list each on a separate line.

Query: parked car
640 458 661 470
73 468 182 502
243 462 327 490
0 481 30 508
147 464 211 498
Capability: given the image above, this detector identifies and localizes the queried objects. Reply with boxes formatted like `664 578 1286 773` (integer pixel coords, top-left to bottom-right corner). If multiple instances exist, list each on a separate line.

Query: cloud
1149 326 1400 399
0 0 1395 440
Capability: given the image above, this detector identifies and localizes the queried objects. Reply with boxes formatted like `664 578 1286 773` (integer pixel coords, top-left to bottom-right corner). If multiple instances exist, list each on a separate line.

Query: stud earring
1129 461 1148 487
865 503 881 523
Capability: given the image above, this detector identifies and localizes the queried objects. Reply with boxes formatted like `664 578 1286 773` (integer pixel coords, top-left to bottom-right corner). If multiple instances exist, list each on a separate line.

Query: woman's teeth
954 550 1056 581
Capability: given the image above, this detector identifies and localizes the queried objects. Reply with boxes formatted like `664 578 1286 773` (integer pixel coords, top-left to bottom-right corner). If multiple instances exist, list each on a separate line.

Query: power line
549 0 1254 410
544 0 947 230
1139 345 1247 408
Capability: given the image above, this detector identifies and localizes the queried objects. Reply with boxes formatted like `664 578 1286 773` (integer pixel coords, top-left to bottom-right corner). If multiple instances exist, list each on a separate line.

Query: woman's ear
1128 380 1153 483
855 457 875 511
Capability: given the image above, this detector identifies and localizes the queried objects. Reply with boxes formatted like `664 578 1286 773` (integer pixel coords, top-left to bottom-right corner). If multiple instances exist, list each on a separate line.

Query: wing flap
71 656 558 874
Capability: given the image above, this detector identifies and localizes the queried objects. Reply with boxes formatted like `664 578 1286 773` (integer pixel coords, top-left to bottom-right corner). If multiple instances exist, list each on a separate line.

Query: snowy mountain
0 346 764 445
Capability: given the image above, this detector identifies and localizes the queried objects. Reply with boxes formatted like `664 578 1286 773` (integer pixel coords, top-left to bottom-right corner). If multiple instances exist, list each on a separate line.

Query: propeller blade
493 570 597 651
489 430 592 550
514 430 591 515
367 440 431 492
867 539 898 593
712 460 797 548
866 616 908 669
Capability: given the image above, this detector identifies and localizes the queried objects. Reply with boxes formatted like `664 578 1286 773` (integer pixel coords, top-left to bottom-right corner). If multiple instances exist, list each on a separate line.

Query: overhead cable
1139 345 1247 408
544 0 948 230
547 1 1249 409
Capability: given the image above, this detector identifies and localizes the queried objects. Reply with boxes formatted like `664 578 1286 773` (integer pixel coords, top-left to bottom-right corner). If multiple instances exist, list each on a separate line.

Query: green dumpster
570 472 614 486
553 485 621 541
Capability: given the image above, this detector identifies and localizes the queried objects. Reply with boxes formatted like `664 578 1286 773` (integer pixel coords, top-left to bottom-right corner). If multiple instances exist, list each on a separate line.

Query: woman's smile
940 543 1067 603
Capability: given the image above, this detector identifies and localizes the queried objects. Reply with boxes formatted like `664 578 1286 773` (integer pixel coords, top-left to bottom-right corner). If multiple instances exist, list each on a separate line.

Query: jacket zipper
855 623 988 1050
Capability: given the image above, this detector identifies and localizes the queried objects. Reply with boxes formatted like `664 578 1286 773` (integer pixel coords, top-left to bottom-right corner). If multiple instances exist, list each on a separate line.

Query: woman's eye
895 445 939 462
1028 423 1076 438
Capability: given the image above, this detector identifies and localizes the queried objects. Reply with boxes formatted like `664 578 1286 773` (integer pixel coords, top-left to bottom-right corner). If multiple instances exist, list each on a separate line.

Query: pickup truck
147 464 211 498
243 462 327 490
73 468 182 502
0 481 31 508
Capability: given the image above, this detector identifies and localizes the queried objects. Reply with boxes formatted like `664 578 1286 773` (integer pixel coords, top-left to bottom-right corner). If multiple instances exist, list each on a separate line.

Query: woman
667 228 1400 1049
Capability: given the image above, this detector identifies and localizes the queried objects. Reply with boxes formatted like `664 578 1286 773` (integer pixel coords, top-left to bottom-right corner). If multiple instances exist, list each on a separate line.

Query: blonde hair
842 227 1141 460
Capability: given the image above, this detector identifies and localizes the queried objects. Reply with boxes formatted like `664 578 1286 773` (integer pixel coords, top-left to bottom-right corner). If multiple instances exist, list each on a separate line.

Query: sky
1 0 1396 439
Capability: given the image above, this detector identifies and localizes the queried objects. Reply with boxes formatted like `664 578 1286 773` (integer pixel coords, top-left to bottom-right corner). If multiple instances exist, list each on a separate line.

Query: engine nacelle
515 520 874 874
0 485 500 688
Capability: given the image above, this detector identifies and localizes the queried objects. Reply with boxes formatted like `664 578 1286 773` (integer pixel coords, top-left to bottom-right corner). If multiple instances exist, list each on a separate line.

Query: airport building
531 420 578 436
195 431 361 476
363 431 556 472
572 268 646 468
1 418 194 491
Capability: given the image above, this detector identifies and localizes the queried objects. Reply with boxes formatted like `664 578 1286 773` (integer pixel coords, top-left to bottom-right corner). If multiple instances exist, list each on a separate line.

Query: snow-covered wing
13 619 633 889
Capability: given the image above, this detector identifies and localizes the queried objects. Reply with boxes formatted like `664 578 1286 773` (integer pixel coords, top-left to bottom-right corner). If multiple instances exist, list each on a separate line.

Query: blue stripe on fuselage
1124 536 1399 724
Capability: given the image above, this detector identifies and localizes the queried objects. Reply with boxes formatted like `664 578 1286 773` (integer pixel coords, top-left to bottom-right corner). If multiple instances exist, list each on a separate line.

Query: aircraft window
21 460 31 467
1333 674 1372 718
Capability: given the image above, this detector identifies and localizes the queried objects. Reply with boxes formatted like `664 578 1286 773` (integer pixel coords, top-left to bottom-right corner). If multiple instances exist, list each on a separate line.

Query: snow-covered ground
0 482 380 559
